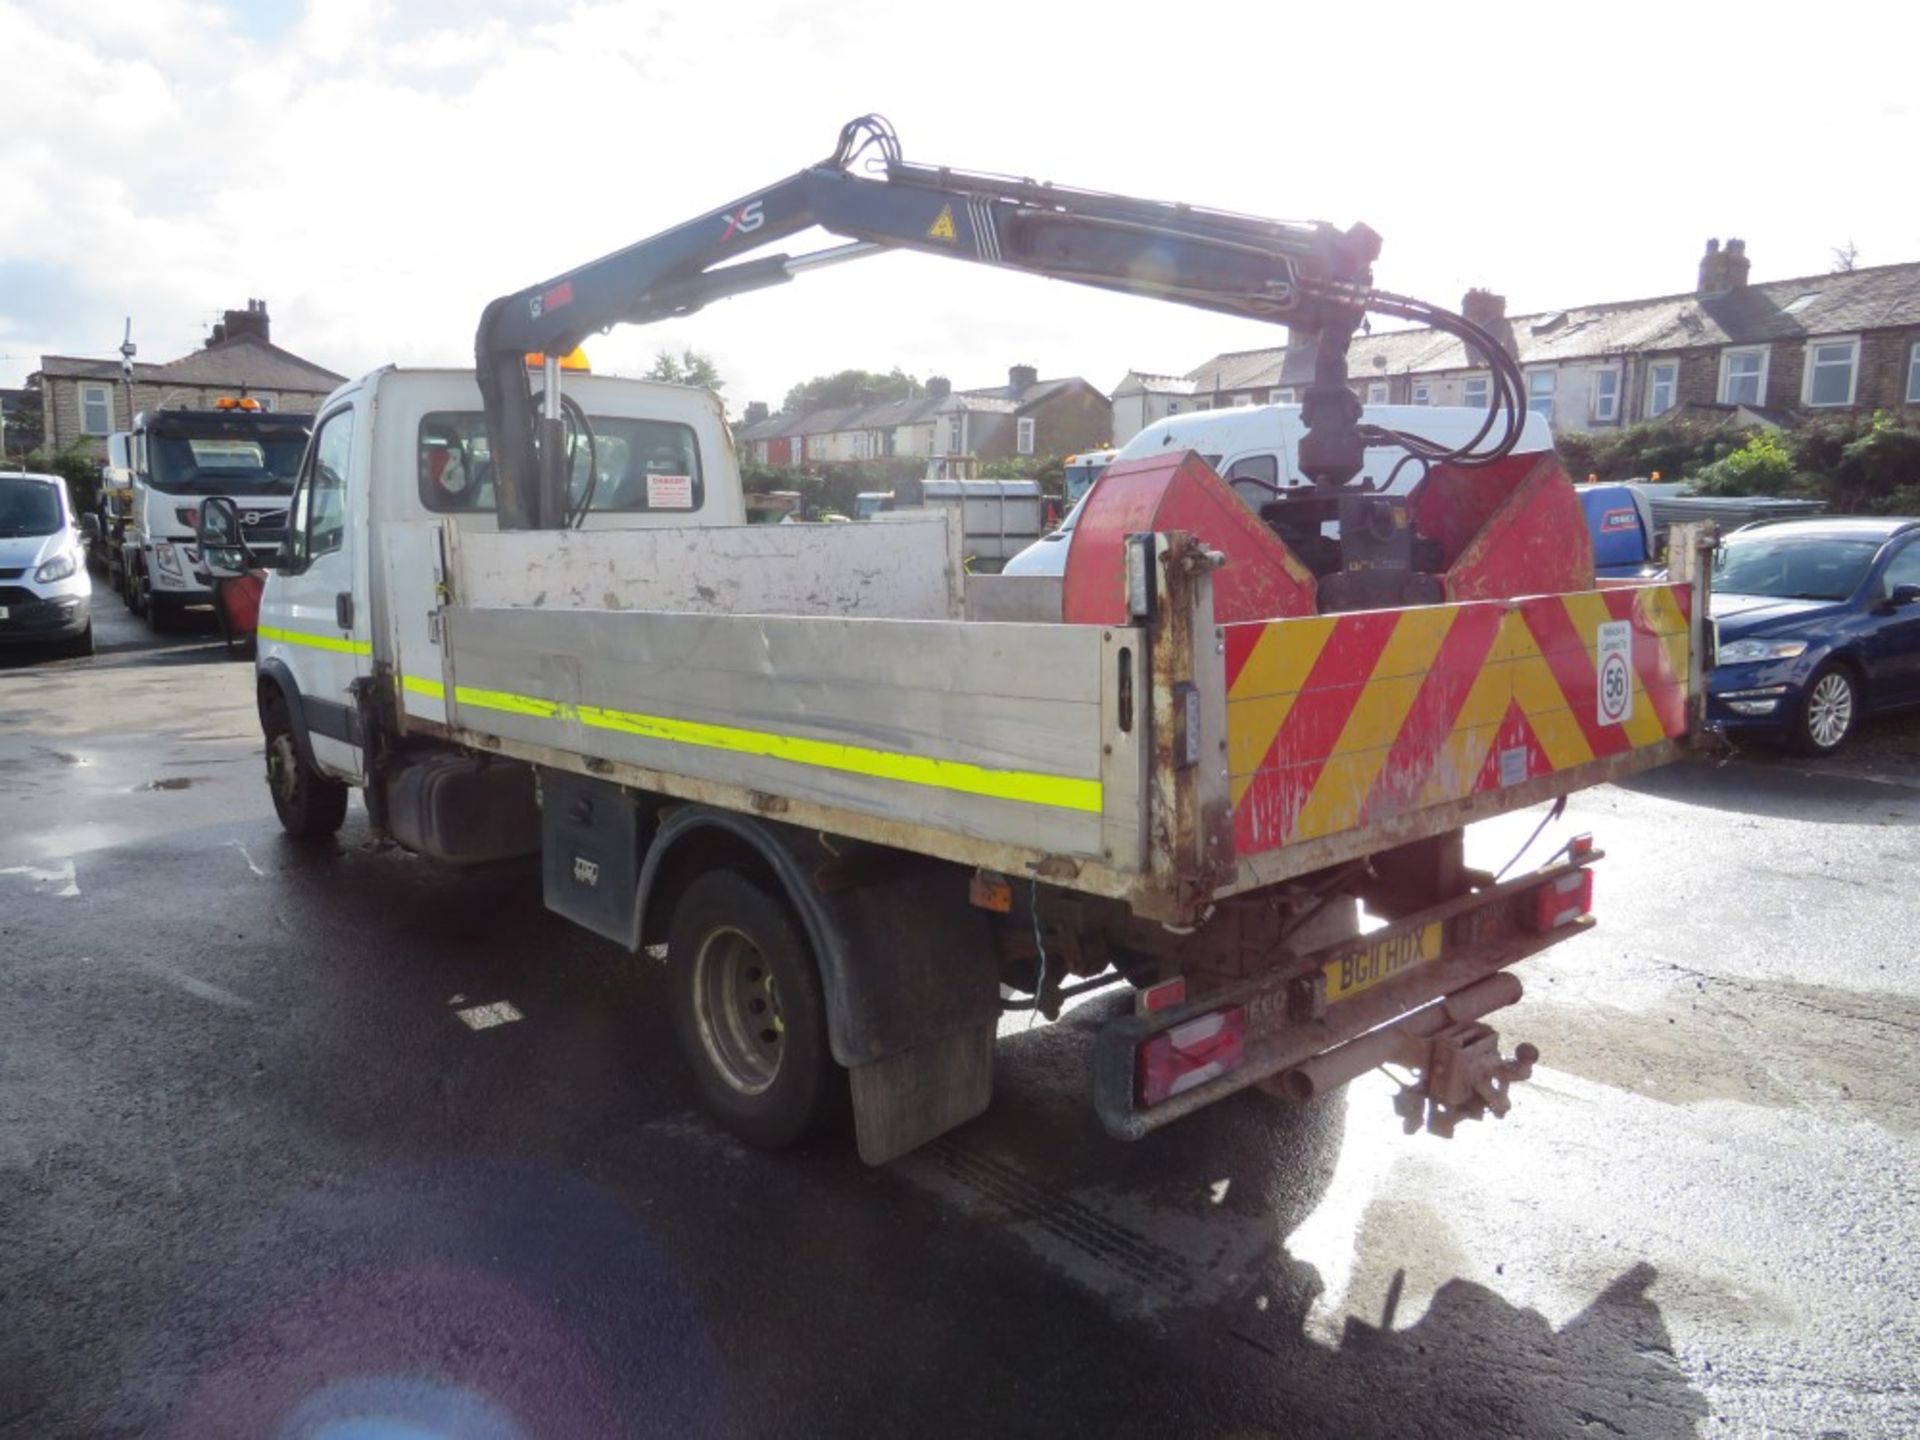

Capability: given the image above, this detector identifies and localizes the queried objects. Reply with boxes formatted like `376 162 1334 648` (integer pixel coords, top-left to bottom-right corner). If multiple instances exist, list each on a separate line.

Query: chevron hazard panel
1224 584 1692 856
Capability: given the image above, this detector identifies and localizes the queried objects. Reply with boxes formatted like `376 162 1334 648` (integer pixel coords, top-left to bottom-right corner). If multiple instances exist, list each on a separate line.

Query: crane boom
476 117 1423 530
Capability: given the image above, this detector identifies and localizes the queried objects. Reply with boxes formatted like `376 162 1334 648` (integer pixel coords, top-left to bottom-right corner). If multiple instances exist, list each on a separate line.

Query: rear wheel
668 870 837 1149
263 692 348 839
1792 664 1858 756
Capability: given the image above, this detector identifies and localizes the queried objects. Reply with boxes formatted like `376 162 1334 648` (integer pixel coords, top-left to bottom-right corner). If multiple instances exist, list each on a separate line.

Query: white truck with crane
199 117 1710 1164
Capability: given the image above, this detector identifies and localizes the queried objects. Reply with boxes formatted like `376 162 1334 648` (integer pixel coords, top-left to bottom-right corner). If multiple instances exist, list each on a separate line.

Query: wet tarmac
2 595 1917 1438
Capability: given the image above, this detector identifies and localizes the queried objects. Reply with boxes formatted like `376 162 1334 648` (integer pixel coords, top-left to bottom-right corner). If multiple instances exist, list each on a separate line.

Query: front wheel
263 693 348 839
1792 663 1858 756
667 870 838 1150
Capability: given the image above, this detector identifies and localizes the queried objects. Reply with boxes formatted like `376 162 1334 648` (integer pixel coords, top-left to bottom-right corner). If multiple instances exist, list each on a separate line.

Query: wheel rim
1806 672 1854 750
691 925 785 1096
267 732 301 804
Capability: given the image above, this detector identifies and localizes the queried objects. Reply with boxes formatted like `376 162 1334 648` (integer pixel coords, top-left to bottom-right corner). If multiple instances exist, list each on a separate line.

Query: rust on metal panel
1148 532 1237 920
1220 741 1677 897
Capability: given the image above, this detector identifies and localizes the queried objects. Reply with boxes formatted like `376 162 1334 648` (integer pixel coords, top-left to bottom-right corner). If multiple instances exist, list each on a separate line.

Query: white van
0 471 94 657
1002 403 1552 576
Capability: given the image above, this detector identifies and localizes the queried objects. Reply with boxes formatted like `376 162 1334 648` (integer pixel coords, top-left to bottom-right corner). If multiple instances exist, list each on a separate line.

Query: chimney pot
1008 363 1039 392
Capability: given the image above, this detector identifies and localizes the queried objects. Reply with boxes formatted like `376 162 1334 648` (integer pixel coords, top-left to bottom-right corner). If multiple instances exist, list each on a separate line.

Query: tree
1831 240 1860 274
780 367 922 416
645 348 724 391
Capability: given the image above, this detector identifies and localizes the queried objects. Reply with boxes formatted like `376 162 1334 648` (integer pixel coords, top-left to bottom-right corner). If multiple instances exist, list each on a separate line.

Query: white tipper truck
197 120 1710 1163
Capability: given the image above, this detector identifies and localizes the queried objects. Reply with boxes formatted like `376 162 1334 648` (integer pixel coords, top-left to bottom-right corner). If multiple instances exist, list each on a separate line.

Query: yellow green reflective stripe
408 674 1101 814
258 625 373 657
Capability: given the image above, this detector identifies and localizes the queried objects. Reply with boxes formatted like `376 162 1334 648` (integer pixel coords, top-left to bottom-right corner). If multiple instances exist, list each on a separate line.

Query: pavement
2 592 1918 1439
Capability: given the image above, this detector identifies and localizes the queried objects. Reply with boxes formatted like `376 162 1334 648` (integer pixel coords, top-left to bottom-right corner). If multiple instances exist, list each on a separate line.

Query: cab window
291 409 353 566
417 411 705 516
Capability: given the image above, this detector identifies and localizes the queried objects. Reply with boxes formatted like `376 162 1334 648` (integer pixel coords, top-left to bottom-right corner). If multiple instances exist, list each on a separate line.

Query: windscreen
0 476 61 537
147 425 307 496
1713 533 1880 601
417 411 705 515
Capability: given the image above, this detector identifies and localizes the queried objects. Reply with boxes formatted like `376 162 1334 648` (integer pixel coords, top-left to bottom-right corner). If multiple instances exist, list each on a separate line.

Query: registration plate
1323 922 1445 1003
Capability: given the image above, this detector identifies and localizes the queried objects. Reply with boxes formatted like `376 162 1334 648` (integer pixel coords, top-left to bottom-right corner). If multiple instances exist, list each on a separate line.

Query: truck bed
393 514 1700 922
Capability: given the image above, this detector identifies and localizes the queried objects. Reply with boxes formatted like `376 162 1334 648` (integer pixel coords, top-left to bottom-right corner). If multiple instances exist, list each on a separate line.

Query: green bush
1556 418 1732 485
1688 430 1800 496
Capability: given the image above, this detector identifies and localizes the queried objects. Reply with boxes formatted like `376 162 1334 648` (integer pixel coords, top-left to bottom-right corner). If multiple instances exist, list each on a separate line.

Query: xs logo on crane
721 200 766 241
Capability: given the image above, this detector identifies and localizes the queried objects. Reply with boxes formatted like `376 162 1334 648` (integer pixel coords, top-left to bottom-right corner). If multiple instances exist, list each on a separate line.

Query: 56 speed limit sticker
1596 620 1633 726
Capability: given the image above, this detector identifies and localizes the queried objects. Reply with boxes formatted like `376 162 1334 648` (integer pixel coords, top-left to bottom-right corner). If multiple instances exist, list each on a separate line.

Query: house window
1526 370 1556 422
1803 338 1859 407
1647 361 1678 417
1192 399 1211 411
1366 381 1390 405
947 416 963 452
1411 383 1431 405
1231 395 1253 407
1592 369 1620 423
1269 388 1295 404
1461 374 1491 409
81 383 112 435
1016 416 1035 455
1908 343 1920 404
1166 402 1181 414
1719 347 1768 406
250 395 274 412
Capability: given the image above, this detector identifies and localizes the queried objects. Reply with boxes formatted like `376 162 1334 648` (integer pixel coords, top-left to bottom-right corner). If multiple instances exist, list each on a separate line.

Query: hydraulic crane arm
476 116 1515 530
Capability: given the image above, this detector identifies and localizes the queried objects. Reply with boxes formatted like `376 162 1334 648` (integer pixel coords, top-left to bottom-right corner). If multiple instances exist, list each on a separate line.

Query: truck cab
118 401 310 630
238 367 739 787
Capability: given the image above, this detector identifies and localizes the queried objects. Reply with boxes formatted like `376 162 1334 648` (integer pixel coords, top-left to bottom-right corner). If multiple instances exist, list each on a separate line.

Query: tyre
1791 663 1858 756
60 623 95 660
126 564 145 616
667 869 837 1150
147 593 175 633
262 692 349 839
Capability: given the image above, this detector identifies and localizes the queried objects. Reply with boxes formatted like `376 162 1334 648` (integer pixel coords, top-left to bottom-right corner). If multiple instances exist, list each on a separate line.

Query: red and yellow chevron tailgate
1224 584 1692 856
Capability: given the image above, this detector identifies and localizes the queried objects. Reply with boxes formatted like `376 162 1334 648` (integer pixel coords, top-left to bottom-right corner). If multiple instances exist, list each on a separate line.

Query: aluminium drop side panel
439 605 1116 863
453 511 960 620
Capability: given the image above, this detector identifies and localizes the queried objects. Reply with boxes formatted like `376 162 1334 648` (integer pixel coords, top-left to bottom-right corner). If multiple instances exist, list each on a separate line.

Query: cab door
258 402 371 781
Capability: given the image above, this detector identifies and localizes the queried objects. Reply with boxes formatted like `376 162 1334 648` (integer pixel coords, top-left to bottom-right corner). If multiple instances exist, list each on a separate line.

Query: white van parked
0 471 94 658
1002 403 1551 576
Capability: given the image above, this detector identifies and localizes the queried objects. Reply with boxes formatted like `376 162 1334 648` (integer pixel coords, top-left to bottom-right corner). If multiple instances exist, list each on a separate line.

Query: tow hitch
1278 972 1539 1137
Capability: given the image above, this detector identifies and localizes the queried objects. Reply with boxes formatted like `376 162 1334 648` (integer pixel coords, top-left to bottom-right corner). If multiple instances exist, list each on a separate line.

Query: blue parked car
1708 517 1920 754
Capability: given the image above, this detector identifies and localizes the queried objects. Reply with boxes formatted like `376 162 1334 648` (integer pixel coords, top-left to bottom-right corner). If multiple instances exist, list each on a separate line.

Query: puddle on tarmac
1513 977 1920 1135
138 776 202 791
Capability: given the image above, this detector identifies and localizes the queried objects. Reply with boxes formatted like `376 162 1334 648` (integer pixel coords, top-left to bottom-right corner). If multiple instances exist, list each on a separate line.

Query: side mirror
78 513 101 544
197 496 258 580
1891 583 1920 608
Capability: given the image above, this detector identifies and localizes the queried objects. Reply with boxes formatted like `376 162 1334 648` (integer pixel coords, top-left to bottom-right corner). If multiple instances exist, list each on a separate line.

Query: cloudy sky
3 0 1914 411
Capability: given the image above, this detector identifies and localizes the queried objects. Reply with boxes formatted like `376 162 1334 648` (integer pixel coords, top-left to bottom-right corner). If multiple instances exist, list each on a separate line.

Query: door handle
336 592 355 630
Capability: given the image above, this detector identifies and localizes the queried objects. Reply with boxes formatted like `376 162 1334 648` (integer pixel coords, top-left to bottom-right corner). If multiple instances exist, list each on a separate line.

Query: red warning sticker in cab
647 474 693 509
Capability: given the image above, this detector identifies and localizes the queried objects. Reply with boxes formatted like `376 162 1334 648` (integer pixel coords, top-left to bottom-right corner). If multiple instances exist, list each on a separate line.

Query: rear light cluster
1137 1006 1245 1107
1524 869 1594 932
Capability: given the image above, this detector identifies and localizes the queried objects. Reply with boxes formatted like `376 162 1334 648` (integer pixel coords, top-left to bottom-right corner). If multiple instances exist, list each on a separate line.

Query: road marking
227 840 265 877
115 955 256 1010
455 1000 523 1030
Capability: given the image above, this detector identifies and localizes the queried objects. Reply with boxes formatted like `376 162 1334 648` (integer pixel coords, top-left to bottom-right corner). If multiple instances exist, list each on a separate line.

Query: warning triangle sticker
926 205 957 242
1478 700 1551 792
